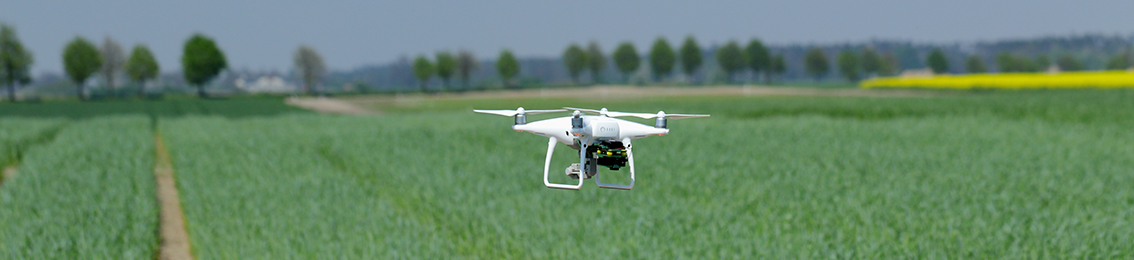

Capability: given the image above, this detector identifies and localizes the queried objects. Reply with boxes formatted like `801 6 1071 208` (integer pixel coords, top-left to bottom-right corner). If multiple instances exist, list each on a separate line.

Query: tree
1105 52 1130 70
562 44 588 84
860 48 882 78
880 52 898 76
648 37 676 81
0 24 33 102
125 44 159 97
770 54 786 82
1035 55 1051 70
496 49 520 89
457 50 478 91
803 47 829 80
679 36 702 84
612 42 639 82
434 51 456 90
715 40 746 83
745 38 771 83
926 48 948 74
412 55 433 92
63 37 101 100
294 45 326 95
586 41 605 84
1056 54 1084 71
964 55 986 73
100 36 125 95
996 52 1037 73
837 50 860 82
181 33 227 98
995 52 1016 72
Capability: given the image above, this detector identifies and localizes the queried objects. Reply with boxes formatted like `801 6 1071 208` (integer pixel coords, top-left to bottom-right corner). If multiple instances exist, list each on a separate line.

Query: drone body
474 107 709 190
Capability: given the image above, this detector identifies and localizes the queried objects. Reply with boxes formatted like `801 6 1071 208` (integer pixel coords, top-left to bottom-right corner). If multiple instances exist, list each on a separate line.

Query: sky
2 0 1133 74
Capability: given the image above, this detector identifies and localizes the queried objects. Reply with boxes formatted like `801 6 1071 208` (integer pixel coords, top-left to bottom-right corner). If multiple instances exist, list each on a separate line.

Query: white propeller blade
562 107 709 119
473 107 565 116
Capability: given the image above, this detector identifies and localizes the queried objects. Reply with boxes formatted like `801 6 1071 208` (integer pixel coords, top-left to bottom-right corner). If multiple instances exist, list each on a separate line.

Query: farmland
3 88 1134 258
862 70 1134 89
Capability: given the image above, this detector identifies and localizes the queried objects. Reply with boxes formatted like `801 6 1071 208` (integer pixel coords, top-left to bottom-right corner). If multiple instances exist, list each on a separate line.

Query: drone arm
595 138 635 190
543 137 583 190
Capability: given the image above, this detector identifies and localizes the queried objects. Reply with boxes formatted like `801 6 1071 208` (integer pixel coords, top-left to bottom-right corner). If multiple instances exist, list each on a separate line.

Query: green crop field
2 89 1134 259
0 117 157 259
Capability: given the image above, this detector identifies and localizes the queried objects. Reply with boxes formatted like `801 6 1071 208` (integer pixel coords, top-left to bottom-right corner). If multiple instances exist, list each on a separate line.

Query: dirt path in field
285 96 378 115
154 133 194 260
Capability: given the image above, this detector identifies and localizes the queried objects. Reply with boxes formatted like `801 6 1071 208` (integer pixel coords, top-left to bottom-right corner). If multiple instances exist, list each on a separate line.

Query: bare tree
457 50 478 90
100 36 125 94
293 45 326 95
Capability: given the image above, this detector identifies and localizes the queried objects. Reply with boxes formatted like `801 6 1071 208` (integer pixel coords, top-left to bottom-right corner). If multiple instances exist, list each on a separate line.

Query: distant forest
28 33 1134 94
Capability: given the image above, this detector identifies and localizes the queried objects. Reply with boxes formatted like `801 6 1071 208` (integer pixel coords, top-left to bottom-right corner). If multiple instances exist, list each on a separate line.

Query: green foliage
996 52 1039 73
836 50 860 82
125 44 159 97
612 42 640 82
746 38 771 82
926 48 948 74
0 24 33 102
1056 54 1084 71
0 97 306 119
434 51 456 90
965 54 987 73
562 44 588 84
63 36 101 100
879 52 898 76
496 49 520 89
412 55 433 92
804 47 829 80
1035 55 1051 70
859 48 882 77
0 117 157 259
715 40 746 83
294 45 326 95
1105 52 1130 70
771 54 786 80
648 37 676 81
679 36 702 82
181 33 227 97
457 50 478 90
586 41 605 84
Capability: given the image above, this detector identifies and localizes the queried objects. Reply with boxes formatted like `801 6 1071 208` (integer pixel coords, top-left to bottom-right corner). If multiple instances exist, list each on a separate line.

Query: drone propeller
473 107 566 117
563 107 709 120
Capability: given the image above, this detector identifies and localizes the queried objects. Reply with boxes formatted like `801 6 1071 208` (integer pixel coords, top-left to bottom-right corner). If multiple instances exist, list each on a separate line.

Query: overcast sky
3 0 1133 74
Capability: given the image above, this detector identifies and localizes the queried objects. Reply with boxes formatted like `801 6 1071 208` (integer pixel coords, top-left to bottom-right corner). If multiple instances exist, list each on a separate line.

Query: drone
473 107 709 190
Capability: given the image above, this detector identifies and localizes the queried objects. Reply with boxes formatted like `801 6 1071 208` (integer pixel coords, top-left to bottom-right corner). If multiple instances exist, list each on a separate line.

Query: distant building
234 75 299 93
899 68 934 77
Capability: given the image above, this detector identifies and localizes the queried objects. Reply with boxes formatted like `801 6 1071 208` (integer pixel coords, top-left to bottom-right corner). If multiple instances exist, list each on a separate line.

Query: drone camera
588 141 628 170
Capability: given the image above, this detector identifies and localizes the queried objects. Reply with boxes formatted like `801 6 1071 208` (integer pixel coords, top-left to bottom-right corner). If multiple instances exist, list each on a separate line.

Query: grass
2 89 1134 258
0 116 158 259
0 96 306 120
160 90 1134 258
0 118 66 170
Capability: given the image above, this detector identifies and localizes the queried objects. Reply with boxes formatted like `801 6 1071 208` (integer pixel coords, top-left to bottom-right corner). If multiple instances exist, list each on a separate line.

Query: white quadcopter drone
473 107 709 190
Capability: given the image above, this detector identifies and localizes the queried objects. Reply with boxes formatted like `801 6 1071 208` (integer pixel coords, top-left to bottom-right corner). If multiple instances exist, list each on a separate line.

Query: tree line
1 23 332 101
559 37 788 86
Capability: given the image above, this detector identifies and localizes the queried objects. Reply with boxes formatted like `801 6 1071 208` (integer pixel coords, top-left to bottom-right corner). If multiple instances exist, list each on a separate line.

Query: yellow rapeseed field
861 70 1134 89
